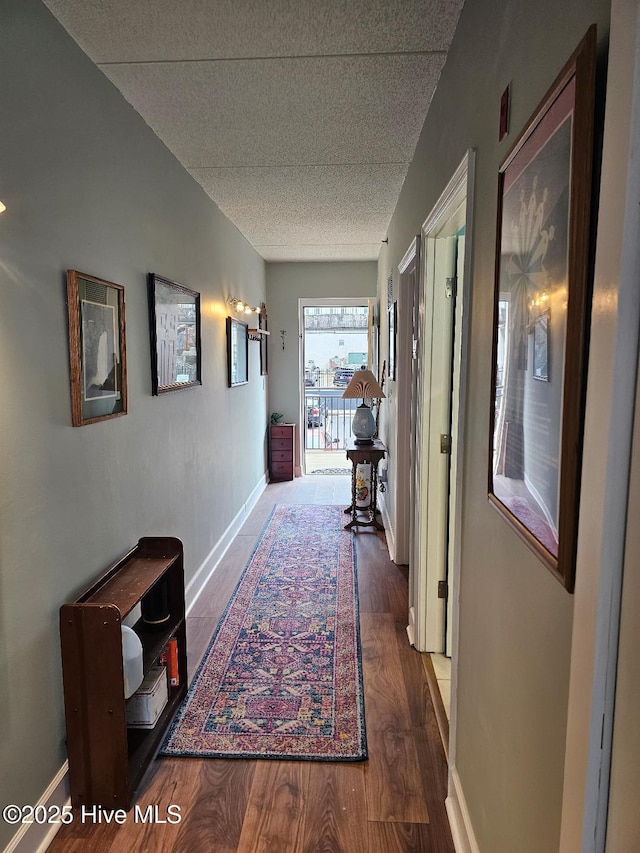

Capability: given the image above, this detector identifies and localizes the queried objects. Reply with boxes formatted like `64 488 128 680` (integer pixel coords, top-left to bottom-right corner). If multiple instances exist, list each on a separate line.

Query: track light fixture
228 296 261 315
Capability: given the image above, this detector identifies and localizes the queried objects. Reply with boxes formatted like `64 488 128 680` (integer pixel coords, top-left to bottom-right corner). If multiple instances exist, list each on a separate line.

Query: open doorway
298 298 374 475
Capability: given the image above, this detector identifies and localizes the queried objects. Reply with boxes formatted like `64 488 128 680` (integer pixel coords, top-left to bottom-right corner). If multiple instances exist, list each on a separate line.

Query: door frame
298 297 374 474
408 150 475 658
396 236 421 566
439 149 475 805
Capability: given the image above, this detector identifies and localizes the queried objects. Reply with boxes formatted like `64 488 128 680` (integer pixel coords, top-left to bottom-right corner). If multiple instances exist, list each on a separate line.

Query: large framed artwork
488 26 596 592
148 273 201 395
66 270 127 426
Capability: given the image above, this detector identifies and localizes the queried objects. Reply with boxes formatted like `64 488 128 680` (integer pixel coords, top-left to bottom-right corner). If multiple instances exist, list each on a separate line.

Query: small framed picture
66 270 127 426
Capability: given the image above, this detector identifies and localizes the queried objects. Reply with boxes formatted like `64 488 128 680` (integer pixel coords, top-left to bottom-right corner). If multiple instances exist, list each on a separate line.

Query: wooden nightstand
269 423 295 481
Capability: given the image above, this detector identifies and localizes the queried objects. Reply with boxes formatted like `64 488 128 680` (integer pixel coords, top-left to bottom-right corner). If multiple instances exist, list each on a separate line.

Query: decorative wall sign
66 270 127 426
148 273 201 395
488 26 596 592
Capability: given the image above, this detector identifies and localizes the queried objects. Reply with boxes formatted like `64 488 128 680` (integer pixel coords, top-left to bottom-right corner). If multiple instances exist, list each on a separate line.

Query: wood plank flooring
48 475 453 852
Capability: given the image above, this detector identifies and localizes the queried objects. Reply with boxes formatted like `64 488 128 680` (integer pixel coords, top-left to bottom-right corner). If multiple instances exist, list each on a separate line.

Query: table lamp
341 367 386 445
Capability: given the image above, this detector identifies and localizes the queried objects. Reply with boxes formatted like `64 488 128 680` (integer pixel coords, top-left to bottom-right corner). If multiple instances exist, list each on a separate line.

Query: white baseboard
406 606 416 647
379 493 396 562
185 473 267 613
3 762 70 853
406 623 415 647
9 474 268 853
446 765 480 853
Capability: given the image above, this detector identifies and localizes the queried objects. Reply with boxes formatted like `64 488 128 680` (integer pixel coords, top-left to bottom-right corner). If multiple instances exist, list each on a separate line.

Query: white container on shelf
121 625 144 699
126 666 169 728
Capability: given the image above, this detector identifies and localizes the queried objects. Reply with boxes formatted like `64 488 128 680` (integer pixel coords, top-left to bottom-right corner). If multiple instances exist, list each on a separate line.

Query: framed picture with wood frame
488 26 596 592
66 270 127 426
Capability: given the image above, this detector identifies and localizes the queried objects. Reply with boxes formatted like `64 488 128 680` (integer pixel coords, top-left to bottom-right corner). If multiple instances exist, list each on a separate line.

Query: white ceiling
42 0 464 262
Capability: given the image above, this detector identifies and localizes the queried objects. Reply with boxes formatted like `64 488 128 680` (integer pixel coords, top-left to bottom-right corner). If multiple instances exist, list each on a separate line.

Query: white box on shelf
126 665 168 729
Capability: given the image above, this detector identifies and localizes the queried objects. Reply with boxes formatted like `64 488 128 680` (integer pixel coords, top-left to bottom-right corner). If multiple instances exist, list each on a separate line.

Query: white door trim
395 237 420 567
408 152 476 819
410 150 475 650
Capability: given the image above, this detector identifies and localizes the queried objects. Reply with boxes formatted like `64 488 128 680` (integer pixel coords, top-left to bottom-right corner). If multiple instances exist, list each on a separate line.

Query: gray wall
266 262 377 440
0 2 266 843
377 0 610 851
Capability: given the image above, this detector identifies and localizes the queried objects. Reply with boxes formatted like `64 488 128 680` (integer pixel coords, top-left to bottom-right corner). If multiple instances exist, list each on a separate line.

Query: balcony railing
304 391 379 451
304 313 368 330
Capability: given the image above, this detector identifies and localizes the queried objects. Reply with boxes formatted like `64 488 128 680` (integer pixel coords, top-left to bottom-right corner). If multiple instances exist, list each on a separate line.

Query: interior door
423 236 456 651
408 239 429 648
410 236 456 651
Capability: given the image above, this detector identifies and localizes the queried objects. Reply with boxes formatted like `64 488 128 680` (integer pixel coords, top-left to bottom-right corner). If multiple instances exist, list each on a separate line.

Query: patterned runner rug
161 504 367 761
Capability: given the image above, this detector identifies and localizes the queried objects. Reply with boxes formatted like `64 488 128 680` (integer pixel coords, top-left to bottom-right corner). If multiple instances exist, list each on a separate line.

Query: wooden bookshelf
59 537 187 810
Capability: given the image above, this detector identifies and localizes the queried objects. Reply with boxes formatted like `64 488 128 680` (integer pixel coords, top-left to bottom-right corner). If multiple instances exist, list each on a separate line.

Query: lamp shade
342 367 385 445
341 368 386 400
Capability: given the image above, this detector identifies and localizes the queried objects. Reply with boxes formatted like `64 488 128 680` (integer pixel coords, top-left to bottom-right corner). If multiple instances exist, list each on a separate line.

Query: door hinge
438 580 448 599
440 433 451 454
445 276 457 299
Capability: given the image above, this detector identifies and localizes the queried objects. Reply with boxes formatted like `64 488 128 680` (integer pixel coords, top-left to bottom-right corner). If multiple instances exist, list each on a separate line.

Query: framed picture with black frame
148 273 201 395
227 316 249 387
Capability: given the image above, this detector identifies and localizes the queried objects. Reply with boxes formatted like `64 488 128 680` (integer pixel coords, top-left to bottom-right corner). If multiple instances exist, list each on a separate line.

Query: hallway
48 475 453 852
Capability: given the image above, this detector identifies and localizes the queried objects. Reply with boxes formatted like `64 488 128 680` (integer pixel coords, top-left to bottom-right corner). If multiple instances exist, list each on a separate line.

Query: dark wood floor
48 475 454 852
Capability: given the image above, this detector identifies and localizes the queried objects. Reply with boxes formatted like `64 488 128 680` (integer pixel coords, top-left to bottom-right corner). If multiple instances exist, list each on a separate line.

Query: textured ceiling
42 0 464 262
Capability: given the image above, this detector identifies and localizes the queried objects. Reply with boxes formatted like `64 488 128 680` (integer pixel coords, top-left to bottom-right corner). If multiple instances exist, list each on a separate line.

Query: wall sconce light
0 201 6 214
228 296 261 316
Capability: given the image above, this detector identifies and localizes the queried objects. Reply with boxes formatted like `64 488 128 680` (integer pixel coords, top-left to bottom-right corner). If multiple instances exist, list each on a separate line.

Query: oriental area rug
161 504 367 761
